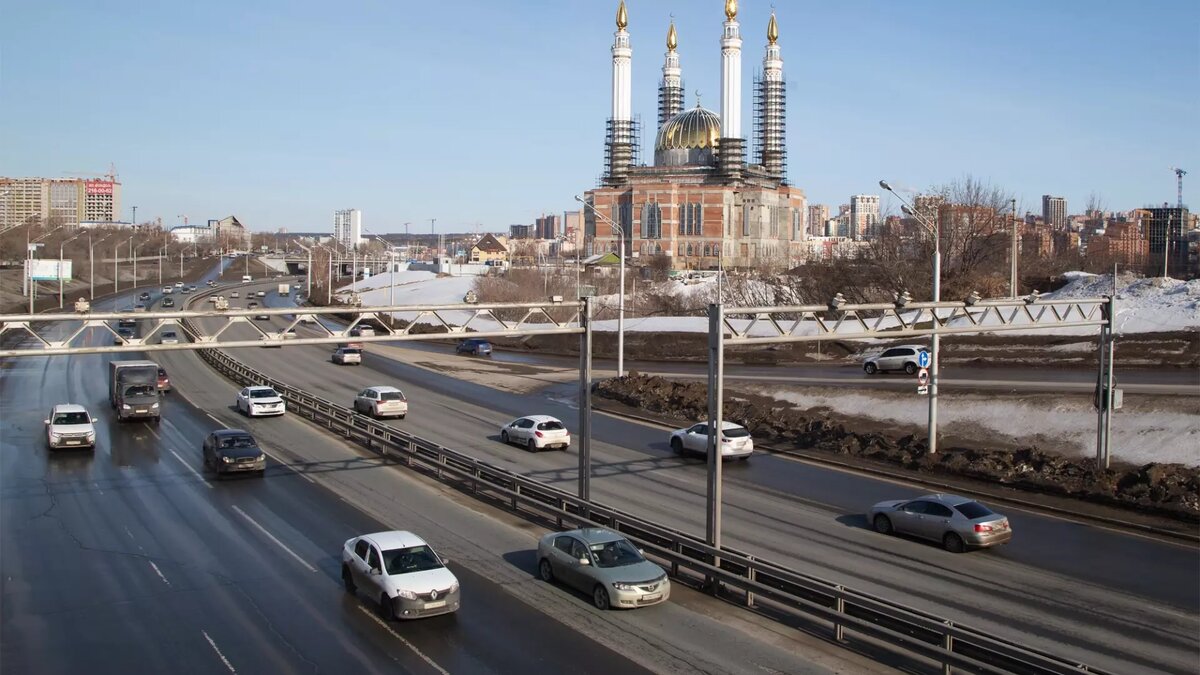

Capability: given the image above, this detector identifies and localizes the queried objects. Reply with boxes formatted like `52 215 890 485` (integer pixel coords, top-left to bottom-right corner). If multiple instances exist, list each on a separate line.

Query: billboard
85 180 114 195
25 259 73 282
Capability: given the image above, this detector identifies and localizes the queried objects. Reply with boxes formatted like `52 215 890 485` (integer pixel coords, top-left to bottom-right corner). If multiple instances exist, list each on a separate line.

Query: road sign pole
578 298 593 510
706 303 725 590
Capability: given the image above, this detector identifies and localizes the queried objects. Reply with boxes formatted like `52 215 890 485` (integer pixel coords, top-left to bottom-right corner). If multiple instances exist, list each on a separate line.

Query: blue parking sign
917 350 931 368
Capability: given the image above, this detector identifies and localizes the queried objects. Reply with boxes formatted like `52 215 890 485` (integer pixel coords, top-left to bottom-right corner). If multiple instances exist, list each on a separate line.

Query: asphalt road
172 280 1200 675
0 275 681 675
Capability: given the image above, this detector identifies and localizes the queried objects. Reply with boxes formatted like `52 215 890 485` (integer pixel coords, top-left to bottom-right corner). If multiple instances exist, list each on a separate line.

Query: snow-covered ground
751 385 1200 467
339 270 1200 337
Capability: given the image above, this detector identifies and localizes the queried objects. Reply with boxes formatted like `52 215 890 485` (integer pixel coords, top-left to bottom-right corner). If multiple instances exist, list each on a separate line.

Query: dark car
138 292 151 301
114 327 136 343
118 317 137 328
162 296 175 308
157 367 172 393
456 339 492 356
202 429 266 478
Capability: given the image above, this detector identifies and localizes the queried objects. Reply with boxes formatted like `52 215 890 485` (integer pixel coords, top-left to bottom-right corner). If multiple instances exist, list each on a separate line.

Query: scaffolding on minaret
603 115 642 186
658 80 684 130
753 72 787 183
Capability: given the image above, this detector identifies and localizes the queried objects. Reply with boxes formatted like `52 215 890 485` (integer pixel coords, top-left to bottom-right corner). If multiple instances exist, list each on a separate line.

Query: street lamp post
295 242 313 298
881 180 942 455
115 237 133 294
59 233 83 308
575 195 626 377
88 232 109 301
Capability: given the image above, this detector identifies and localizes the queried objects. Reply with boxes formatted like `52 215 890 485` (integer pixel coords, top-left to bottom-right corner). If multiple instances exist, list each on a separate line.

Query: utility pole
1010 198 1018 298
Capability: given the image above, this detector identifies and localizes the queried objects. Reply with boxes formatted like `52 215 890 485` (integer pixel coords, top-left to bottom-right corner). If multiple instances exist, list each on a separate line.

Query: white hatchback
235 386 286 417
500 415 571 451
44 404 97 450
341 531 460 621
669 421 754 460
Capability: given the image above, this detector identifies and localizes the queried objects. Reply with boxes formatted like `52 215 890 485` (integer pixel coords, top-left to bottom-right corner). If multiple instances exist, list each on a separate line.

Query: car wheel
864 362 878 375
527 439 537 453
943 532 966 553
379 594 396 621
592 585 611 611
342 565 356 594
904 362 918 375
873 514 893 535
538 558 554 583
500 430 509 444
670 437 683 455
398 414 406 420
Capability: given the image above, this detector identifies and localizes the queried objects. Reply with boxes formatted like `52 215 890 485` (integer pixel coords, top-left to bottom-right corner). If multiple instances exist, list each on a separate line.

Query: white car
500 415 571 451
332 347 362 365
863 345 928 375
160 330 180 344
230 291 240 298
256 290 266 298
235 386 286 417
44 404 96 450
174 281 184 288
162 286 173 294
669 421 754 460
354 386 408 419
341 531 460 621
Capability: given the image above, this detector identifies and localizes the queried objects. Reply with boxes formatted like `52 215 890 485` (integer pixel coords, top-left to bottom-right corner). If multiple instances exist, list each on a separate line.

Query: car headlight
257 454 266 462
222 456 233 463
612 582 635 591
448 582 459 594
151 402 160 409
394 588 416 600
122 404 131 410
86 432 96 440
49 432 62 440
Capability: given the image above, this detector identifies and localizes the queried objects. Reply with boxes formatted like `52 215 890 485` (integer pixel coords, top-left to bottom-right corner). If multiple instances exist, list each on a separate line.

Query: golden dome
725 0 738 21
616 1 628 29
767 12 778 44
667 21 677 51
655 105 722 152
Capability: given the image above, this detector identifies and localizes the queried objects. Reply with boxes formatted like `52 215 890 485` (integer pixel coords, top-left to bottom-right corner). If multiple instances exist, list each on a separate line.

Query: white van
241 275 252 283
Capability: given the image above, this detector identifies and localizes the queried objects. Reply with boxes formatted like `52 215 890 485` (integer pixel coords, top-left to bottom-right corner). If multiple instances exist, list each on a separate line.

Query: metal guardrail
181 313 1110 675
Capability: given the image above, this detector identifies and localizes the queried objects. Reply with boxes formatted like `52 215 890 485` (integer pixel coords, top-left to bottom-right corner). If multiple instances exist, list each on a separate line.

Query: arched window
654 243 662 254
703 244 712 257
692 203 703 236
678 203 686 234
686 243 694 256
678 243 685 256
713 243 721 256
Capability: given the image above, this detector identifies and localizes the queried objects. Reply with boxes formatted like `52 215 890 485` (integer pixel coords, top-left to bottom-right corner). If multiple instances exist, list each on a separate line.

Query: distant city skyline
3 0 1197 232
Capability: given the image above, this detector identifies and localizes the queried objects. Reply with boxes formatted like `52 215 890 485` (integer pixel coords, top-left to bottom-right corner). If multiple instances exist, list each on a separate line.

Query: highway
168 280 1200 675
2 273 869 674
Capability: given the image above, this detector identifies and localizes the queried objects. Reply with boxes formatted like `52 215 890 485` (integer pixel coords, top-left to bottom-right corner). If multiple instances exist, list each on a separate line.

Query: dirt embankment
594 374 1200 522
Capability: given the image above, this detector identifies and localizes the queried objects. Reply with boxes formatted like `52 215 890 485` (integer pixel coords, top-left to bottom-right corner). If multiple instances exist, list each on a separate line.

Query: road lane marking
230 505 317 573
357 606 451 675
202 631 237 673
148 561 170 586
144 423 160 439
206 413 229 428
168 448 214 489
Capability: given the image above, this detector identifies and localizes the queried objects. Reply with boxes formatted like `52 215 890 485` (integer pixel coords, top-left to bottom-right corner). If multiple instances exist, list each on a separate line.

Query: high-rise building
1042 195 1067 229
0 176 122 229
850 194 880 239
535 214 560 240
1145 206 1190 276
807 204 829 237
333 209 363 250
509 224 535 239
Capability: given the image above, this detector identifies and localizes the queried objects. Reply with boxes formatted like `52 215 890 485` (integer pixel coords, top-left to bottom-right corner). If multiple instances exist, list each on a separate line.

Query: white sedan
235 386 286 417
669 421 754 460
341 531 460 621
499 415 571 451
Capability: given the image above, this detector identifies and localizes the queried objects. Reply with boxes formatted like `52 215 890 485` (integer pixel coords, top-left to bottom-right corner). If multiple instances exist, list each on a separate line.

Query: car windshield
588 539 645 568
954 501 994 519
249 389 277 398
341 349 361 355
220 436 257 449
537 421 564 431
380 391 404 401
382 545 443 575
162 332 177 338
125 385 154 396
722 427 750 438
53 412 89 425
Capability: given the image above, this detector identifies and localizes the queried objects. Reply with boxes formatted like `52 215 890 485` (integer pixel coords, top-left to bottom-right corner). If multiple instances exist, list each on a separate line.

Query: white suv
863 345 928 375
44 404 97 450
354 386 408 419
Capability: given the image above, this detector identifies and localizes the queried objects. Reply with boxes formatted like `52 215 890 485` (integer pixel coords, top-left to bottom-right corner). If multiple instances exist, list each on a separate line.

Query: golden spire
616 1 628 30
725 0 738 20
767 11 778 44
667 21 677 51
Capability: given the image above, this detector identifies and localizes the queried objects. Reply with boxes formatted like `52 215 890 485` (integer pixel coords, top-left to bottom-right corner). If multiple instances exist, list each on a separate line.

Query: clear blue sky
3 1 1197 232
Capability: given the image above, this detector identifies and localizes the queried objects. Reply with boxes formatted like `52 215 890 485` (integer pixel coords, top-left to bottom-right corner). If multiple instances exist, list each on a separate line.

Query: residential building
912 194 945 229
1144 206 1190 276
850 194 880 239
562 210 584 252
211 216 251 250
0 176 122 229
807 204 828 237
1087 220 1148 268
1042 195 1067 229
468 233 508 264
333 209 363 250
509 224 535 239
535 214 559 240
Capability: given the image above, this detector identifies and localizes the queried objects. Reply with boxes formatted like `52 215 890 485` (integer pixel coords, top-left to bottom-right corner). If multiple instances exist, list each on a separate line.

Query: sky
3 0 1198 233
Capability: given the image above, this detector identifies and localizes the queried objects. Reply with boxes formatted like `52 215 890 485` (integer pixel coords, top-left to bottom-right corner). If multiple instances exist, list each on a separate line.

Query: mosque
584 0 807 270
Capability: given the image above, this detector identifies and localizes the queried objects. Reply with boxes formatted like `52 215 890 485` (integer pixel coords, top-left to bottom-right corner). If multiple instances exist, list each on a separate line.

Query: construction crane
1170 167 1187 209
176 214 189 226
62 163 119 183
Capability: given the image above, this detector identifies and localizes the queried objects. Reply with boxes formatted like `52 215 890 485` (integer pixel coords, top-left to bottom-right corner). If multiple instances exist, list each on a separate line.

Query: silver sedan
869 493 1012 553
536 528 670 610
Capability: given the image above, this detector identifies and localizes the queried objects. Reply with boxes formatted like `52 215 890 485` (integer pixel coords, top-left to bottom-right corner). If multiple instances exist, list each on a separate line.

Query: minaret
717 0 744 181
754 10 787 182
605 1 636 185
658 21 684 130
